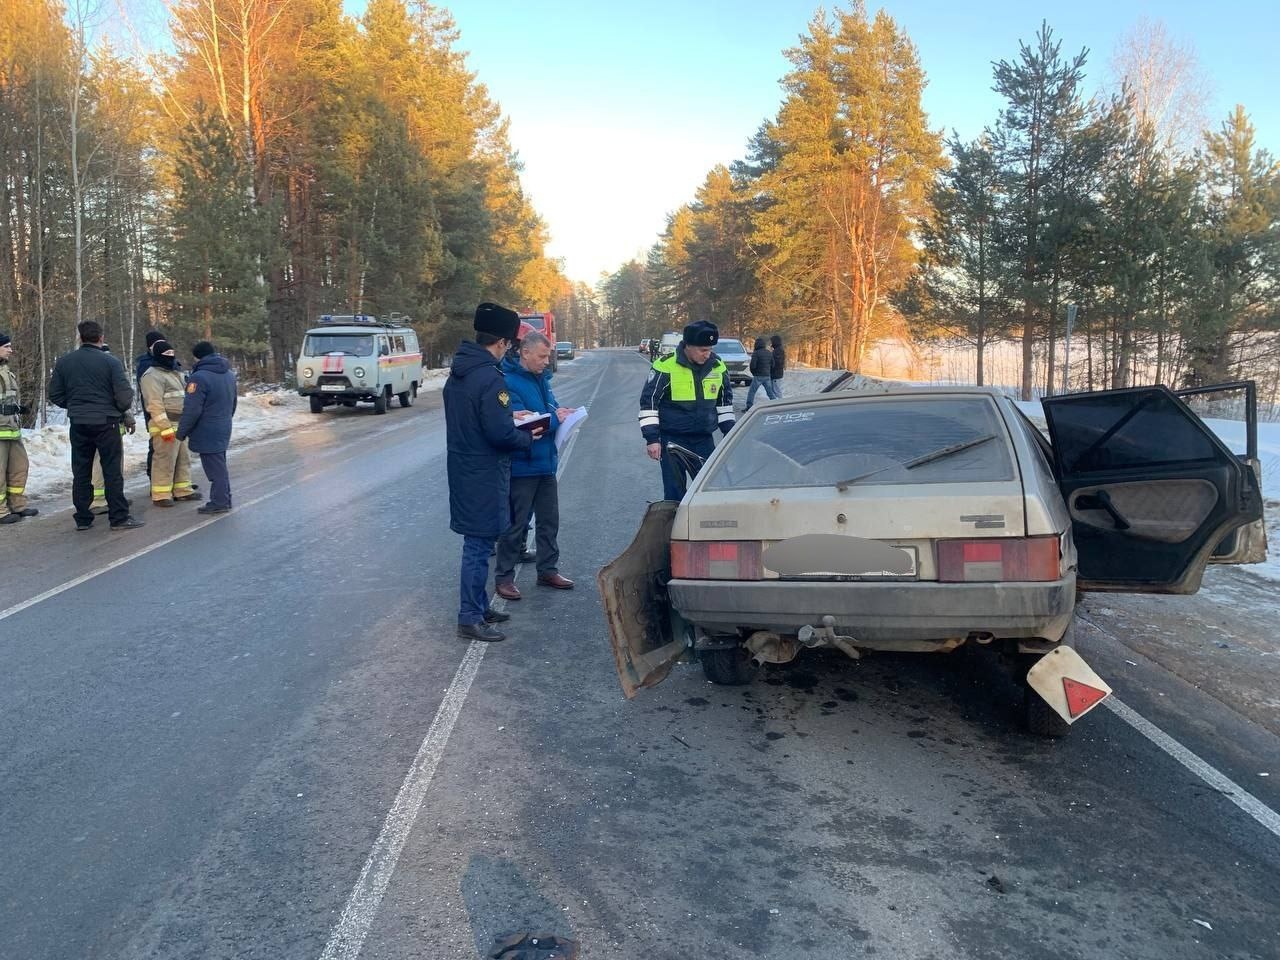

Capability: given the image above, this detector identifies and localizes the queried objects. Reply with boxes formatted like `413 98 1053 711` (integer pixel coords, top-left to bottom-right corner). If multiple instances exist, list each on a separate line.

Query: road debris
1191 919 1213 931
986 875 1007 894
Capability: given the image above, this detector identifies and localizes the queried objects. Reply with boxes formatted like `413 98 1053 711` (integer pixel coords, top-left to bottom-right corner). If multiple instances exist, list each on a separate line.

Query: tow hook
798 616 862 661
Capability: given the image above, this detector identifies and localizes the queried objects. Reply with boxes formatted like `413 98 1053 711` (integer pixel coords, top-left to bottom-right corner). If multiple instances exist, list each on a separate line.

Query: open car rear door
597 502 688 697
1042 385 1264 594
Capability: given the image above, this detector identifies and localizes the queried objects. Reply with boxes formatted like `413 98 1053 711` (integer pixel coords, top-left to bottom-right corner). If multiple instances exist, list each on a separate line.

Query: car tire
701 645 758 686
373 390 388 415
309 395 324 414
1019 654 1072 738
398 388 413 408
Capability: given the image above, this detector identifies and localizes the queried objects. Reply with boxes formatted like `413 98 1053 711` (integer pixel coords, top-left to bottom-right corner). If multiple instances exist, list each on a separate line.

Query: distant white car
712 338 752 386
600 382 1266 735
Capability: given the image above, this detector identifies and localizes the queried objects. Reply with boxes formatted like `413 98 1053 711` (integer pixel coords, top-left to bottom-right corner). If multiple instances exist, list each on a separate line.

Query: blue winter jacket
501 354 560 478
177 354 238 454
444 341 533 538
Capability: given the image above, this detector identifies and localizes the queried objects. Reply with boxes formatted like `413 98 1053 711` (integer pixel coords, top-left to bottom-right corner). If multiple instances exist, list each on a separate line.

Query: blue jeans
745 376 776 407
459 535 494 625
772 378 783 398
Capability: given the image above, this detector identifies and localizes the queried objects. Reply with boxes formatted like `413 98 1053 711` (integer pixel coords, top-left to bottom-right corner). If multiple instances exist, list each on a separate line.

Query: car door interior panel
1068 478 1219 543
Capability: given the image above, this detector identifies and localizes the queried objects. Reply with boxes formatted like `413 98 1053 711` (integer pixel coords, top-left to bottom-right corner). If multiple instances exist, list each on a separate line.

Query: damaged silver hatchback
599 382 1266 735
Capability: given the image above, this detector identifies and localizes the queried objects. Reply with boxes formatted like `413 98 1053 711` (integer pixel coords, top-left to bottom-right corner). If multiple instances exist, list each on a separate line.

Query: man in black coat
444 303 542 642
48 319 144 531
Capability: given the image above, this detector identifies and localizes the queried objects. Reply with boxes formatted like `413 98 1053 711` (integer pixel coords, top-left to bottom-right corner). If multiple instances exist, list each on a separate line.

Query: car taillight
936 537 1060 582
671 541 763 580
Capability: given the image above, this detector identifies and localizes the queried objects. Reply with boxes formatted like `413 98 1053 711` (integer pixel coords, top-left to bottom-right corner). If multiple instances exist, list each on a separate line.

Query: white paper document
555 406 589 453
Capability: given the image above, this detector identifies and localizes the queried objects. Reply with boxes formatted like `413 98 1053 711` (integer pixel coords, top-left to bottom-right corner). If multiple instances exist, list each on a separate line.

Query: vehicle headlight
302 367 314 379
353 367 366 378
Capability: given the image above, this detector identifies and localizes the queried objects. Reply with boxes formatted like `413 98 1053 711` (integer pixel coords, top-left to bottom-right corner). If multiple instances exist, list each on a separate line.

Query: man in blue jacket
493 331 576 601
176 341 238 515
444 303 542 642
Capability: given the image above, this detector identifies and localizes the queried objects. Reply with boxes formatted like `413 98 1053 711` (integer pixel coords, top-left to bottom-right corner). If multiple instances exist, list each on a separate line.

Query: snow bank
19 388 313 504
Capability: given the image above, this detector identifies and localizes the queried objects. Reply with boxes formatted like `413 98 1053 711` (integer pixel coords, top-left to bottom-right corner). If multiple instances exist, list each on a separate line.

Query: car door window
1048 390 1218 473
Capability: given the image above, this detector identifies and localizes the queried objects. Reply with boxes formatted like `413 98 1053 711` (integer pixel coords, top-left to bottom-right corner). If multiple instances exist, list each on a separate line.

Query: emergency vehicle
296 315 422 415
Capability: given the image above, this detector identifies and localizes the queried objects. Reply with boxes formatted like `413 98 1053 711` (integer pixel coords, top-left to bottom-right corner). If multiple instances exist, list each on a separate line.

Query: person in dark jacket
770 334 786 398
176 341 238 515
48 320 144 531
445 302 541 642
493 332 576 600
744 336 777 410
638 320 734 501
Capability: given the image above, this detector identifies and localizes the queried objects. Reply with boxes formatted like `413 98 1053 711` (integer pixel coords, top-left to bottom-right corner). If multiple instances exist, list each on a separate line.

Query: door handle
1076 490 1131 530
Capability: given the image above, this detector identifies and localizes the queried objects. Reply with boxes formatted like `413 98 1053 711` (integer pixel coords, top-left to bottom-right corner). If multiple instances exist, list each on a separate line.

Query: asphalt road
1 349 1277 960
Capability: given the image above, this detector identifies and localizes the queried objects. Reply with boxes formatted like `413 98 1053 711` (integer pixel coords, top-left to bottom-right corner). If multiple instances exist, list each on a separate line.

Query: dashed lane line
0 414 428 625
316 353 612 960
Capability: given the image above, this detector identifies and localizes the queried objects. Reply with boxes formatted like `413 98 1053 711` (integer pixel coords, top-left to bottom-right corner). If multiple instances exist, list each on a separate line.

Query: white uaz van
297 315 422 415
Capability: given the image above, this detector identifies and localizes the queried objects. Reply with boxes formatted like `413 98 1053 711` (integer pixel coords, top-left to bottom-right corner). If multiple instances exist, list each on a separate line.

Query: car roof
305 325 415 335
763 384 1011 404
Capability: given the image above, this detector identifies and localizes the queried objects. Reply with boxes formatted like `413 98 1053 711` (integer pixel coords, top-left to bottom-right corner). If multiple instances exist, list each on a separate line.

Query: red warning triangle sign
1063 677 1108 718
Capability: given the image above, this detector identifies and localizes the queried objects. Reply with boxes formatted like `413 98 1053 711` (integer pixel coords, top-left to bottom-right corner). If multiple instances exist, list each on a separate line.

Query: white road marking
1103 697 1280 840
0 486 280 624
318 356 607 958
317 642 487 960
0 416 428 625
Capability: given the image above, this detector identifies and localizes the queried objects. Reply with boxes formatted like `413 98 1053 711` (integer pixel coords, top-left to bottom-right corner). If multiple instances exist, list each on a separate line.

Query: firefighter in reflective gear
638 320 734 501
139 340 197 506
0 332 37 525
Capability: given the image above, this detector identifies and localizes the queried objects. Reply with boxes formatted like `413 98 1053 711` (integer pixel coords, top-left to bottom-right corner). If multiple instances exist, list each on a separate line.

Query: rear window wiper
835 434 997 490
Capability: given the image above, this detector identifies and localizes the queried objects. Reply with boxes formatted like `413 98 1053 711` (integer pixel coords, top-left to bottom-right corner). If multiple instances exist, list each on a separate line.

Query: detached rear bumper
668 576 1076 643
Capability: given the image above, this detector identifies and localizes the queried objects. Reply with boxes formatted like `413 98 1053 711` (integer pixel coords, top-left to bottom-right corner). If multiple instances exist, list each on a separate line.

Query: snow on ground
21 388 316 504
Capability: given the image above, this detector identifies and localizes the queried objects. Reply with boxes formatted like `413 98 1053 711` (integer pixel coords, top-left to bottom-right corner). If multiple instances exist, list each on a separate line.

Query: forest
594 7 1280 402
3 1 1277 413
1 0 566 417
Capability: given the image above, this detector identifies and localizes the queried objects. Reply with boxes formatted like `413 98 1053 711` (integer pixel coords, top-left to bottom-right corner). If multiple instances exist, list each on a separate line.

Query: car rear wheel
398 387 413 407
701 644 758 686
1020 654 1072 738
309 395 324 414
373 390 388 415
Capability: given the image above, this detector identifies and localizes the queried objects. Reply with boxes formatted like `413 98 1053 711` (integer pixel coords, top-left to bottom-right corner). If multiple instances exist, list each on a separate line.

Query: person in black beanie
177 340 237 514
444 302 542 642
136 329 188 482
139 339 198 506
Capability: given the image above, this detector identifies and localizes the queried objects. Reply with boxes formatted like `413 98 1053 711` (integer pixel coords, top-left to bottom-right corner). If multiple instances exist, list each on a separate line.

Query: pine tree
752 5 943 370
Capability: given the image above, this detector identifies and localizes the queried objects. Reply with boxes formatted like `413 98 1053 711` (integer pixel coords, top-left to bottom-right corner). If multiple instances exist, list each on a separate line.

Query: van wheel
398 388 413 408
701 645 758 686
1020 654 1072 738
373 390 388 415
309 395 324 414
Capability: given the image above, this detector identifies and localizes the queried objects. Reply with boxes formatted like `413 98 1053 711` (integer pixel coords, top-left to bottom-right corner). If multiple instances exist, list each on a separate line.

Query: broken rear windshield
703 396 1015 490
304 334 374 357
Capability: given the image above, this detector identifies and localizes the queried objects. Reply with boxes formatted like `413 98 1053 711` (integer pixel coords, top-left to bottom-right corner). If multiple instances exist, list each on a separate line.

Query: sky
136 0 1253 284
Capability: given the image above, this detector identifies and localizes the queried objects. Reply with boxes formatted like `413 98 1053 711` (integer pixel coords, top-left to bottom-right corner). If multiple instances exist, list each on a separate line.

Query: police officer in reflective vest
639 320 734 500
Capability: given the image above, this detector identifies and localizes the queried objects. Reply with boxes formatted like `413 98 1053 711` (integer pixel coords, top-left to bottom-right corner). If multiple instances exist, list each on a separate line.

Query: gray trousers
495 474 560 583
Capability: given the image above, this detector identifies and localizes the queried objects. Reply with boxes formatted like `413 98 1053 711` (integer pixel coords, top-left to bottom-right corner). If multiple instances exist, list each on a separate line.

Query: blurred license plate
320 384 345 392
851 546 917 580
